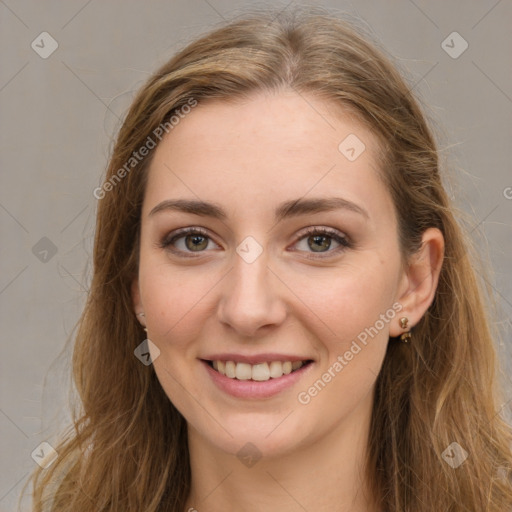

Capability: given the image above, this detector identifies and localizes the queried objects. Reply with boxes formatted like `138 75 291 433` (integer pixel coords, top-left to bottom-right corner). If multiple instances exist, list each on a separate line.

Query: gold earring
399 317 411 343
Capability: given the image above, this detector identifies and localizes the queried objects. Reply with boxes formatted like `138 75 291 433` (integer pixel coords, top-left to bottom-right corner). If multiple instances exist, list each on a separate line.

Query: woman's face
133 90 409 457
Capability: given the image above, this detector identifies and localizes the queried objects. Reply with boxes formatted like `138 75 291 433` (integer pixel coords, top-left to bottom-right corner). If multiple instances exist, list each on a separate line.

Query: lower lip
201 360 314 399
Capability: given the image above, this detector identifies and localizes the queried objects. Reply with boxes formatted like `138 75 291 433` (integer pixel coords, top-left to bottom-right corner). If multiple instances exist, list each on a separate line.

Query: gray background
1 1 511 510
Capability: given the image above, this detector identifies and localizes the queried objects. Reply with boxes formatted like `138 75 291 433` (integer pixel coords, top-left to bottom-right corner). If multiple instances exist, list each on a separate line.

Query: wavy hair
26 6 512 511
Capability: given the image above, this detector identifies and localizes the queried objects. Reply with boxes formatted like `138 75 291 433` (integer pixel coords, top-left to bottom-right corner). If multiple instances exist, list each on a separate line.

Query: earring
399 317 411 343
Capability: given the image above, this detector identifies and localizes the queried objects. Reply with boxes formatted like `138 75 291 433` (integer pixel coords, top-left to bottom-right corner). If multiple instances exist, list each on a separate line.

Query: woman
27 6 512 511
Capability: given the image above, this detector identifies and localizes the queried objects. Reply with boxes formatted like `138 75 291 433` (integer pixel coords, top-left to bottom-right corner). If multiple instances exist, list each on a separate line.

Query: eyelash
158 226 352 260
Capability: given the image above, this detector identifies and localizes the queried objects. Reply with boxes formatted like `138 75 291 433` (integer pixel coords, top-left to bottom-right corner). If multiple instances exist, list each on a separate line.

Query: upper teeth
212 360 305 381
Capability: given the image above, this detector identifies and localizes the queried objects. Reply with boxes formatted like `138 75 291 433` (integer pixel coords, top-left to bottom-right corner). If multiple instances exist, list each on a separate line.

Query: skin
132 90 444 512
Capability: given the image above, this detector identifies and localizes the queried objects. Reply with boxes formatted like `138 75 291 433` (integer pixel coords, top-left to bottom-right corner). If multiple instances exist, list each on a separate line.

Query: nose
216 248 288 338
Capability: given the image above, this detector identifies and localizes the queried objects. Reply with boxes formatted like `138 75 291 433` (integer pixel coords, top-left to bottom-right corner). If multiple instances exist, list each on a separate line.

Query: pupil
186 235 207 251
310 235 330 252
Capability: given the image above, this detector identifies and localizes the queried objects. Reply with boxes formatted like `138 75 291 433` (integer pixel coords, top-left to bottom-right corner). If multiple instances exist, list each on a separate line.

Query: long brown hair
26 6 512 511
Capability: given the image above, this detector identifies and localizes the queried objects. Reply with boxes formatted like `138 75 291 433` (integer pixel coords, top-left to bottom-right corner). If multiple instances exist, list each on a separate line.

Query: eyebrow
149 196 369 222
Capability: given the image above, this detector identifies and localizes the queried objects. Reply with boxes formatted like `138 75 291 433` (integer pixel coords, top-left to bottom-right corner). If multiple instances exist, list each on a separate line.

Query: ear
131 277 146 327
389 227 444 337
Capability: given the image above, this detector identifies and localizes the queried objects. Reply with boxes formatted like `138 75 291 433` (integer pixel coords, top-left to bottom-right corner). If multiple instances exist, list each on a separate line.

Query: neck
184 388 379 512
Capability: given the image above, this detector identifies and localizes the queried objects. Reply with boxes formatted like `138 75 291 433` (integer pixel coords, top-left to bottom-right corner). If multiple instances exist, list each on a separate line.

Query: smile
201 358 315 399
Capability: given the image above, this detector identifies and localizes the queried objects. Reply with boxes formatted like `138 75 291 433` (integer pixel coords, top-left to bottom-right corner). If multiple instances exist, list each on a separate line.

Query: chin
189 409 315 461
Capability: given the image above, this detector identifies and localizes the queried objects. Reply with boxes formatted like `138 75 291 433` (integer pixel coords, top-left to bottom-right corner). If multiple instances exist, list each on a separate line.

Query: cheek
296 268 393 416
138 259 220 348
139 264 211 412
298 258 397 345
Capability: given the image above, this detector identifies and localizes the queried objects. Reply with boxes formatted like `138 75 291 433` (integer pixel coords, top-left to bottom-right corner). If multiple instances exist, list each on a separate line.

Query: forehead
142 90 393 225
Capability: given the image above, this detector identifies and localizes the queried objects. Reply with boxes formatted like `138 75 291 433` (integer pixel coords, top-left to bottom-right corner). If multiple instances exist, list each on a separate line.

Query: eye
158 226 352 259
159 227 220 257
291 226 352 259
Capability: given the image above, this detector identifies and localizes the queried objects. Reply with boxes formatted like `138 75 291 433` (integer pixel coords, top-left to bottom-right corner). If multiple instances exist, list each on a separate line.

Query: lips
201 357 315 399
